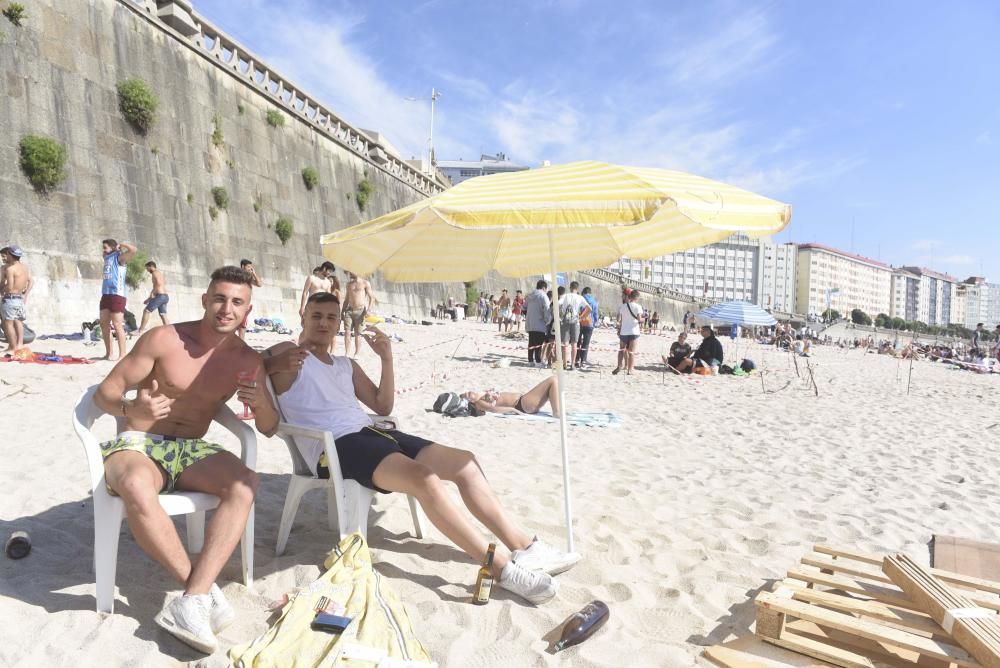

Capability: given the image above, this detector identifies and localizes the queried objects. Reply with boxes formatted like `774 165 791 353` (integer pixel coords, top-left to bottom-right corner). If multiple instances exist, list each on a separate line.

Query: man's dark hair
102 238 118 248
516 290 522 294
977 323 984 328
558 286 566 296
307 291 340 306
629 289 640 298
582 286 591 295
320 261 336 272
145 261 156 268
536 279 547 290
240 258 253 268
570 281 579 291
210 265 255 288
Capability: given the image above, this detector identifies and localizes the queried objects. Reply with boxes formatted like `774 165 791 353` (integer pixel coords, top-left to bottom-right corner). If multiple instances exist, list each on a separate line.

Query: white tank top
276 353 373 471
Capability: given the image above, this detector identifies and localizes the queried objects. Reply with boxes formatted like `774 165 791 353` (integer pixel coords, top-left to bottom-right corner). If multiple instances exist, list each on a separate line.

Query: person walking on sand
576 286 598 369
265 292 578 605
558 281 588 371
613 288 643 375
524 280 549 367
1 245 33 352
93 266 279 653
342 272 374 358
512 290 525 333
237 259 263 340
138 260 170 334
99 239 138 361
497 289 512 333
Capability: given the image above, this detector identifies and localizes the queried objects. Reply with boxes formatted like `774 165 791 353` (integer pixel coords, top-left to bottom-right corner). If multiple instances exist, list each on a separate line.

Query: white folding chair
72 385 256 613
267 378 423 555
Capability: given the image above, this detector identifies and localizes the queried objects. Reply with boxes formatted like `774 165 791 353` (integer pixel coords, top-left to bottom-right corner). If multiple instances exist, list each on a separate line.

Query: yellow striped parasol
321 160 790 281
320 159 791 553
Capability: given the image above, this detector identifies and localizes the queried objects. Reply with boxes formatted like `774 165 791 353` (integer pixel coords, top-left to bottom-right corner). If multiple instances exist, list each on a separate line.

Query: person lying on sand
93 266 279 654
264 292 579 604
461 376 561 417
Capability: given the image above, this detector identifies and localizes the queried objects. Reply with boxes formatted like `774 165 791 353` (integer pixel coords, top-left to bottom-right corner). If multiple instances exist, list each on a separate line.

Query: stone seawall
0 0 695 331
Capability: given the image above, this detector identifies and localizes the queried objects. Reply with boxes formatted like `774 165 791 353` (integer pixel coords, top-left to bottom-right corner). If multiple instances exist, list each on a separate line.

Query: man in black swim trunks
264 292 580 604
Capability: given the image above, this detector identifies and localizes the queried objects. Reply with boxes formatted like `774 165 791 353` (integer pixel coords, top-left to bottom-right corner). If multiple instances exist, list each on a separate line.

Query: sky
196 0 1000 280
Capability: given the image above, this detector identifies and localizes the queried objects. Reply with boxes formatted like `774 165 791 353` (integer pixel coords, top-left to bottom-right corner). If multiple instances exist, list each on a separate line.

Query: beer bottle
554 600 610 651
473 543 496 605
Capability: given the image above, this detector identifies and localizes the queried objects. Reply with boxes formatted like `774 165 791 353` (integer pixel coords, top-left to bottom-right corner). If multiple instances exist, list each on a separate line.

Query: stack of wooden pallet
752 544 1000 668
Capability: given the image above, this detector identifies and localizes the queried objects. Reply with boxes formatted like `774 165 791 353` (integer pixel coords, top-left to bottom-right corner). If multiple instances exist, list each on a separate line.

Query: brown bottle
554 600 609 651
473 543 496 605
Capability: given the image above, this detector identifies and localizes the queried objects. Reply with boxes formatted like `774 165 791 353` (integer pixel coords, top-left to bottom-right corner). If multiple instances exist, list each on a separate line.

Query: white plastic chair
72 385 257 613
267 378 423 555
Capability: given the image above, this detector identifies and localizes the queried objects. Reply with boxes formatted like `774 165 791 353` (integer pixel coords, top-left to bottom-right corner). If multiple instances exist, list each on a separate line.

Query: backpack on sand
432 392 483 418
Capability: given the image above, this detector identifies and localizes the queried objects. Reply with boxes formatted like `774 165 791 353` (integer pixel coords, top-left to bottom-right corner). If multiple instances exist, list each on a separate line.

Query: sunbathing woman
462 376 561 417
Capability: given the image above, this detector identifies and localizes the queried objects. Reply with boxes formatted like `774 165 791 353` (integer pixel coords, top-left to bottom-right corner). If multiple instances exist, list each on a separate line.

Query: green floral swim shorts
100 431 227 494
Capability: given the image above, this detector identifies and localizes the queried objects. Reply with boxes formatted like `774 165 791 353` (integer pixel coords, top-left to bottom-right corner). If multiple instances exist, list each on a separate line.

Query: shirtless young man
1 245 33 352
342 272 374 358
497 289 512 333
236 259 263 340
94 266 278 653
138 260 170 333
100 239 138 361
299 261 339 319
265 293 579 604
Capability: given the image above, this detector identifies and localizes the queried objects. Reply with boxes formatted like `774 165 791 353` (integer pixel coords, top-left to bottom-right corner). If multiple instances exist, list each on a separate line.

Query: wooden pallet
753 545 1000 668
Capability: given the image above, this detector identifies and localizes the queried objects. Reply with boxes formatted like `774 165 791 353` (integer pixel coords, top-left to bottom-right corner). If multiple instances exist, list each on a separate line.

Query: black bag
432 392 483 418
718 364 734 375
740 358 756 373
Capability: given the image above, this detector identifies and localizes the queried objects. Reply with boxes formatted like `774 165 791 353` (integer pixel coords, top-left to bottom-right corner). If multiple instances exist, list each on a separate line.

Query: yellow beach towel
364 314 385 324
229 533 435 667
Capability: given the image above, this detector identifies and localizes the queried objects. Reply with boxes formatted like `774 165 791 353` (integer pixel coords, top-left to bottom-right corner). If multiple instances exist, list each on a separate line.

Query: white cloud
910 239 942 252
976 130 992 145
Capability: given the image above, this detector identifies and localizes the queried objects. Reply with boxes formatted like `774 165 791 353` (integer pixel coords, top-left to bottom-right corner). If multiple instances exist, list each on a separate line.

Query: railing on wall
119 0 444 197
580 267 701 304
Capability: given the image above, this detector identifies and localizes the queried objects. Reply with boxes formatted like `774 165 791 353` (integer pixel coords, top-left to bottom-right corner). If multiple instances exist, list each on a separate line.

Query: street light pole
428 87 440 170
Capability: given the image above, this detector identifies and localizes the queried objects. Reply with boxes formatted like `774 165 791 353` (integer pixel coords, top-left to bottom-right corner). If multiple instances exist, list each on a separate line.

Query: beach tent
698 301 777 326
320 160 791 551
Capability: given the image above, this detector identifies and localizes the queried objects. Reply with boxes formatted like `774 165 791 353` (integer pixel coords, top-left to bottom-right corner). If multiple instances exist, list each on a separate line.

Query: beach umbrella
698 300 777 326
321 160 791 552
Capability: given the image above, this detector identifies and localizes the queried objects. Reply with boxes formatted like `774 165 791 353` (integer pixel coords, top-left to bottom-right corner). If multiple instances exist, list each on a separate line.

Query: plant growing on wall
117 78 158 134
355 179 374 211
186 192 194 205
209 205 219 220
266 109 285 128
211 114 224 148
301 166 319 190
211 186 229 209
125 250 150 290
274 216 293 245
237 102 245 115
252 192 262 212
18 135 67 193
2 3 26 26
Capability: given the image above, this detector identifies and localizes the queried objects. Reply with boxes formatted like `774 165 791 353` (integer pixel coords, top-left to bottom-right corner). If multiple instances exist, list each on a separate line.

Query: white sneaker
498 561 557 604
512 538 582 575
209 583 236 634
154 593 218 654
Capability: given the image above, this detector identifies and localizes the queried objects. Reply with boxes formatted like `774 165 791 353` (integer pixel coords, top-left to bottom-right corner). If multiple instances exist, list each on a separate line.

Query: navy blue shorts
144 294 169 314
320 427 434 493
619 334 639 345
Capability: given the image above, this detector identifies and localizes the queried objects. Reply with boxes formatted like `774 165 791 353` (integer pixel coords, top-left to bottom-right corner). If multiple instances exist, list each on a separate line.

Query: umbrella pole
548 230 574 554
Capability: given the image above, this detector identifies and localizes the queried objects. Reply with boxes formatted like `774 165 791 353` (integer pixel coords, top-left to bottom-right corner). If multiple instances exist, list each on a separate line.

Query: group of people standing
520 280 600 370
478 289 526 333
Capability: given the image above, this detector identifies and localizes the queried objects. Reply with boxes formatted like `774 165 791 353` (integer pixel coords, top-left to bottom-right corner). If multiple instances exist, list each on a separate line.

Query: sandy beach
1 317 998 667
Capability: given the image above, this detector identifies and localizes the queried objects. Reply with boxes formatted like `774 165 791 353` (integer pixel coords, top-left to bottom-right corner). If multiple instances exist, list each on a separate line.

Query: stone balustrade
121 0 444 197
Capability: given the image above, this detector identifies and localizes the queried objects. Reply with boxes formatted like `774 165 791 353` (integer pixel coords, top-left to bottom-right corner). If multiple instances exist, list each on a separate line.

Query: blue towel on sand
488 410 623 428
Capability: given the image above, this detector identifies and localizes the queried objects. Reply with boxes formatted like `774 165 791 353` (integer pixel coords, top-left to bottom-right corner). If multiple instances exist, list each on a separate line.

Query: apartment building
960 277 1000 328
795 243 892 317
890 268 920 321
436 153 529 185
897 266 960 326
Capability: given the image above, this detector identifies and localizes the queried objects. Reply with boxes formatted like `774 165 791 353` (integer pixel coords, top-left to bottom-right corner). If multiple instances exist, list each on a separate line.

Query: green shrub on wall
117 78 159 134
301 166 319 190
211 186 230 209
18 135 67 193
266 109 285 128
211 114 225 148
2 3 26 26
274 217 293 245
125 251 150 290
356 179 374 210
209 205 219 220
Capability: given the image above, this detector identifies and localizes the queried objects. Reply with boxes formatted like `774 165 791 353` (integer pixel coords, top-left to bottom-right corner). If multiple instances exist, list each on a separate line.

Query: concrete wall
0 0 696 330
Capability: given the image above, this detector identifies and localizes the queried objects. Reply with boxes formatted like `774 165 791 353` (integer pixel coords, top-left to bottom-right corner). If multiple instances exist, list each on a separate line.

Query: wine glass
236 369 256 420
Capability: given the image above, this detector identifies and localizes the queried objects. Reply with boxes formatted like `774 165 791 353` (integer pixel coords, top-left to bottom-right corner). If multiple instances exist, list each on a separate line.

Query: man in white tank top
264 292 581 604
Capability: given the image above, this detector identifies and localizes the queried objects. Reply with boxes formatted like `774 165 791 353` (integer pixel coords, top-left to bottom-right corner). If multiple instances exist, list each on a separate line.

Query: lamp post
405 88 441 175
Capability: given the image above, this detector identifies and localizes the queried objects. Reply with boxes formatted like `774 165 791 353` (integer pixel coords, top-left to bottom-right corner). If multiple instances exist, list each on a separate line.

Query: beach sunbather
461 376 561 417
93 266 279 654
264 292 579 605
